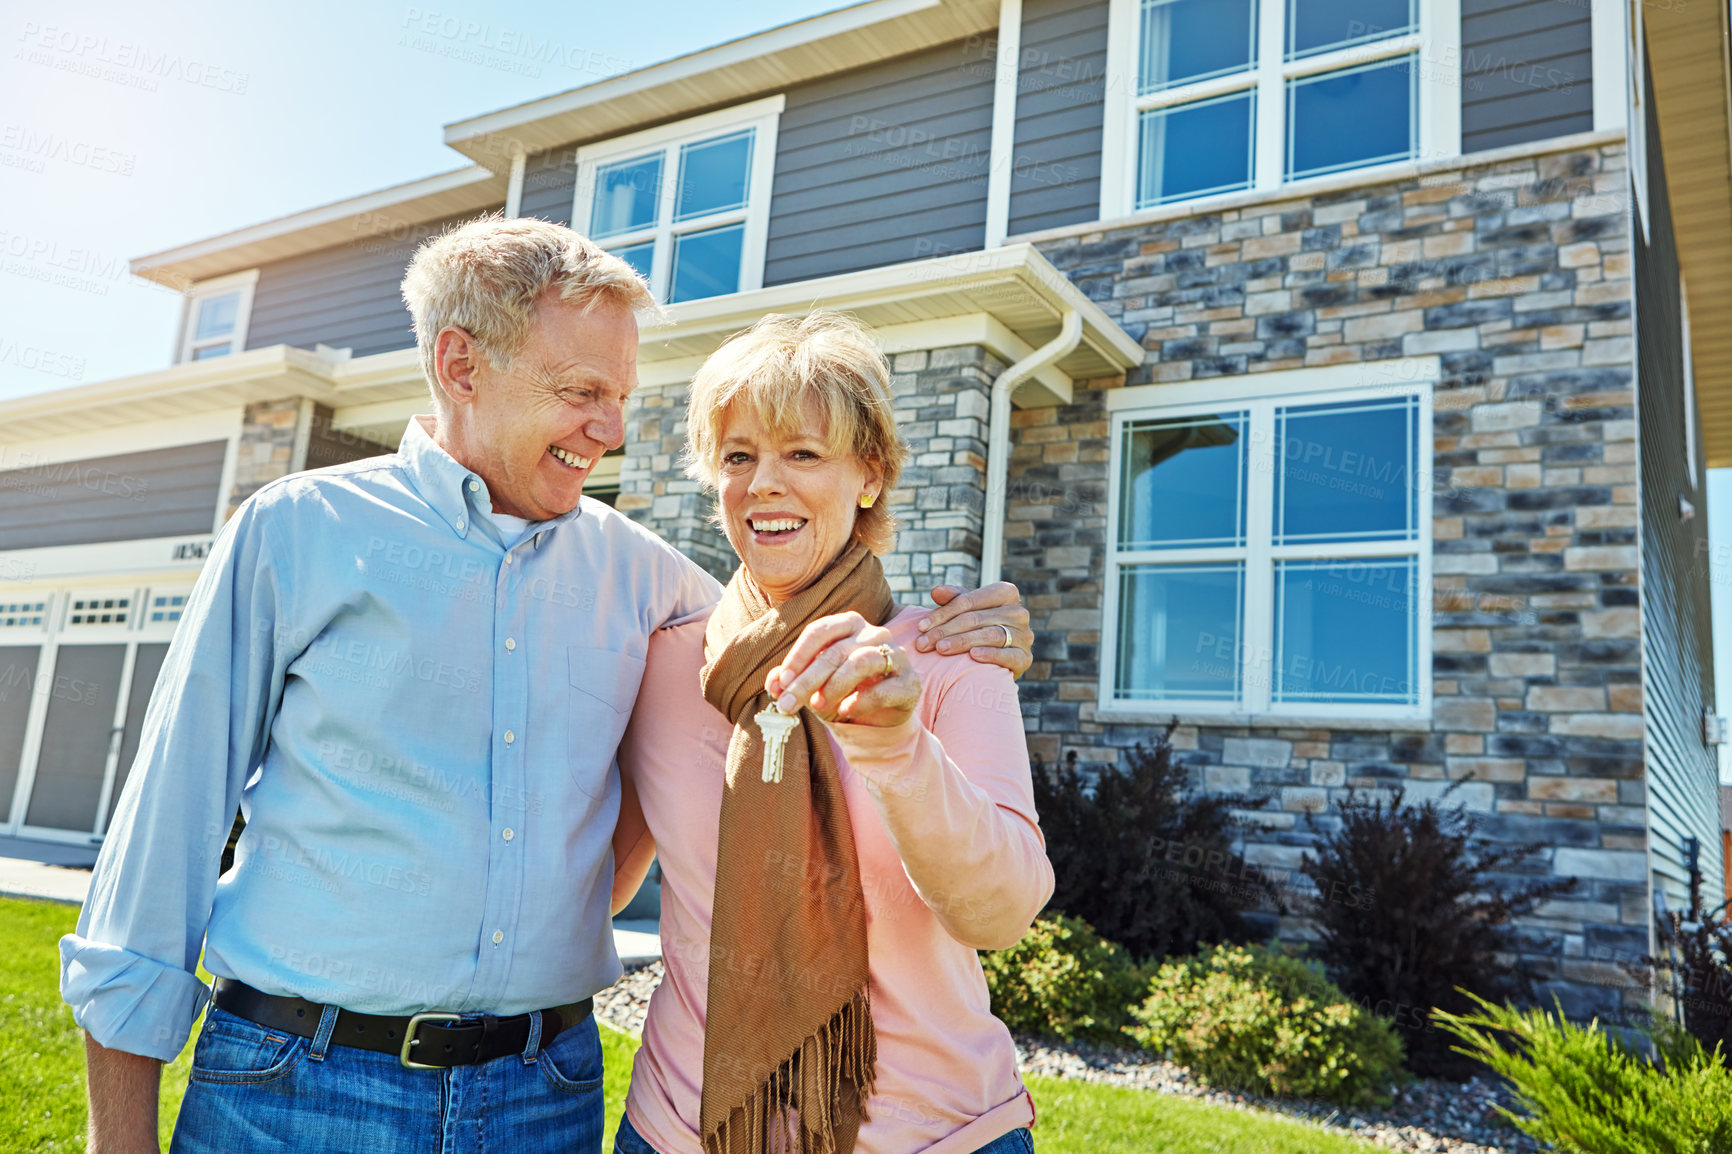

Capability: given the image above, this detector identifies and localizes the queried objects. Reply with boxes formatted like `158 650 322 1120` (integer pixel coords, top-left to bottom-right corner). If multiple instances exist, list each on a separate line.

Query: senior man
62 217 1033 1154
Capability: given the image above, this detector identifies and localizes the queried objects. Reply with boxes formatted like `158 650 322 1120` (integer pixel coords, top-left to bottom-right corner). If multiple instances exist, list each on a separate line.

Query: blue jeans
613 1113 1033 1154
171 1004 605 1154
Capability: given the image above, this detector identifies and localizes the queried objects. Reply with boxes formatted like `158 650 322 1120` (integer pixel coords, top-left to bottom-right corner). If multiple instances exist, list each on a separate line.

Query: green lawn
5 896 1369 1153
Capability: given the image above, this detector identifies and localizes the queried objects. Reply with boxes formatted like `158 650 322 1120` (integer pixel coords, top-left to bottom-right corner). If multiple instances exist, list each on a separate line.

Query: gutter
980 308 1082 585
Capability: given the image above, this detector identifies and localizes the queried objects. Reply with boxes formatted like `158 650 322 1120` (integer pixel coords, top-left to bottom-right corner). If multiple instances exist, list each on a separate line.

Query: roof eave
440 0 996 167
1 246 1140 444
1647 0 1732 467
129 166 508 289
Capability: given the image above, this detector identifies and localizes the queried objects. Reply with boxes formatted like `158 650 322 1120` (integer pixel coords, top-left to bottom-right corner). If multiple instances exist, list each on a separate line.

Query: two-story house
3 0 1729 1020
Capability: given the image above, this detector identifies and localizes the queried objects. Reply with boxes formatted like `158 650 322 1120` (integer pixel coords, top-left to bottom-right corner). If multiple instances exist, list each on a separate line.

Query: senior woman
611 312 1053 1154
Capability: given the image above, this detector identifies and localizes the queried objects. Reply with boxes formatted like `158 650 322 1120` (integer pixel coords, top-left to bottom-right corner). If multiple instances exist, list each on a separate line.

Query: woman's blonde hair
685 312 906 554
401 214 656 407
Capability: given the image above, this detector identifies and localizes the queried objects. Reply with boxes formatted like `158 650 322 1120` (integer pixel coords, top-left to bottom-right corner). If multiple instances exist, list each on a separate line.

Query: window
177 270 258 363
68 595 130 627
573 96 782 304
148 593 188 624
1103 372 1431 720
0 601 47 629
1103 0 1453 214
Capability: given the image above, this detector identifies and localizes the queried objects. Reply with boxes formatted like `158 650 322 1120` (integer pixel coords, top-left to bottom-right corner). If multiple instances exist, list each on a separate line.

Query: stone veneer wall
1007 139 1646 1019
226 397 305 515
615 383 736 583
882 346 998 596
622 346 999 596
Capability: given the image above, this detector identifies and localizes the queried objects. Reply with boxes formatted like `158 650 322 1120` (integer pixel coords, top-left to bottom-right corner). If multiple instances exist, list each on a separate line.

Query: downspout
980 309 1083 584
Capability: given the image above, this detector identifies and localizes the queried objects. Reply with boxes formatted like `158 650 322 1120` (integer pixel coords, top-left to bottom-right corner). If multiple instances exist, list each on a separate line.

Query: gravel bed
595 959 663 1038
1015 1035 1538 1154
593 962 1538 1154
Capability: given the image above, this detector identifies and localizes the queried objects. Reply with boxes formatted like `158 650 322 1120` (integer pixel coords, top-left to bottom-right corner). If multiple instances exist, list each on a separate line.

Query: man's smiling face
436 288 637 520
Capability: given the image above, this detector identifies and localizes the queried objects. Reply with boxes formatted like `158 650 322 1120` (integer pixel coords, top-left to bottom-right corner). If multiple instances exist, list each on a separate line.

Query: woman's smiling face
716 397 880 606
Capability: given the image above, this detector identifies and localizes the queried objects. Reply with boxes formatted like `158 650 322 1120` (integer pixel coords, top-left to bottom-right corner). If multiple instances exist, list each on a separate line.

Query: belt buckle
400 1011 463 1069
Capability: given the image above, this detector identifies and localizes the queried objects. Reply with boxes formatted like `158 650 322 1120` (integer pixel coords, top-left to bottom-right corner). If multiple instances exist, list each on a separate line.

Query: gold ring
998 624 1013 649
877 643 895 678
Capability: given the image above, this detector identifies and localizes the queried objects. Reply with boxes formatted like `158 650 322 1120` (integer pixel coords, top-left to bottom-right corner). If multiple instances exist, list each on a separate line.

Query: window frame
1099 0 1459 218
571 95 784 304
1099 366 1434 724
175 269 258 364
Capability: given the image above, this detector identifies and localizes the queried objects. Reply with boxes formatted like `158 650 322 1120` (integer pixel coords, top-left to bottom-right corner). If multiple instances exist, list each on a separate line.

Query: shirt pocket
568 646 647 797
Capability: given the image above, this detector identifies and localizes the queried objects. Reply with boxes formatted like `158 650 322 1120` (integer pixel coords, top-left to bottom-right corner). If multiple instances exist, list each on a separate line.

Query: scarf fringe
701 988 877 1154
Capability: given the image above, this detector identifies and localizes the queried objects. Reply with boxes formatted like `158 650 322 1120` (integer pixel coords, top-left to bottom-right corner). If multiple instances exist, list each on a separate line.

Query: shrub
1646 909 1732 1060
1033 729 1271 964
1299 785 1572 1079
1127 943 1405 1106
983 914 1145 1044
1435 993 1732 1154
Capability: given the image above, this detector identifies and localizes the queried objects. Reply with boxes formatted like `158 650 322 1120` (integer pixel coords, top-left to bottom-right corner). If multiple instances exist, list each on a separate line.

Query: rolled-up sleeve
828 662 1054 951
59 498 286 1060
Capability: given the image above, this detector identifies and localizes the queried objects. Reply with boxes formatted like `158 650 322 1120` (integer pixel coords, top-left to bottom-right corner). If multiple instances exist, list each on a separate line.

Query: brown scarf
698 540 895 1154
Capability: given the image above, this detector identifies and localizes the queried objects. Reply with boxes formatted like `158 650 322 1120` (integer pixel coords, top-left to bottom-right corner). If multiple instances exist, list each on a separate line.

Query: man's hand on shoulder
912 582 1032 679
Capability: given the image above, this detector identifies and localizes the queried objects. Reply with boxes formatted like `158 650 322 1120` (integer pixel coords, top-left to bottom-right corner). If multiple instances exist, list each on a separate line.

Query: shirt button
505 637 516 652
502 828 515 842
504 730 515 745
456 518 466 531
468 479 480 492
504 553 513 565
492 930 504 945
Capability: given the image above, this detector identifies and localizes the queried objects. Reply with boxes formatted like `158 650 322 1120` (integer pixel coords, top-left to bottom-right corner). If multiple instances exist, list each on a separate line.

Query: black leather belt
212 977 593 1069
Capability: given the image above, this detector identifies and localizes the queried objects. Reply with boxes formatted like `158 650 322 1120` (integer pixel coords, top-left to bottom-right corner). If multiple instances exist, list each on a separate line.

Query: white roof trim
7 245 1141 443
444 0 940 151
131 166 505 287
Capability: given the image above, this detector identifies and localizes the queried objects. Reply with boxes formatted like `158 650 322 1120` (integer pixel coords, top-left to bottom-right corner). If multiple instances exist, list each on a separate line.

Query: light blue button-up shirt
60 418 722 1060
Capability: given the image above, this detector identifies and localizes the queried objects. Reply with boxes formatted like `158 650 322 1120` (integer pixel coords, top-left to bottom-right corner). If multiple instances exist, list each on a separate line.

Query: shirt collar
399 416 585 543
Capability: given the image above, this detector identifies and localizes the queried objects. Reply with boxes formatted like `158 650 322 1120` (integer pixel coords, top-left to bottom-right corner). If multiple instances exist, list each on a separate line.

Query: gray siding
1008 0 1108 237
1460 0 1594 153
763 39 995 285
304 409 396 471
521 147 577 226
0 441 227 550
245 206 504 357
1635 72 1721 910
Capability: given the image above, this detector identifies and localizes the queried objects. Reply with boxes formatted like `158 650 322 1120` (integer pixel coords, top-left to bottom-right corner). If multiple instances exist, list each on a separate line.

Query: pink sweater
614 605 1054 1154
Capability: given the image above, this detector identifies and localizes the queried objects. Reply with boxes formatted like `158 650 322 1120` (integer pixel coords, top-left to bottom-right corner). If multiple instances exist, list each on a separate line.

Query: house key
754 703 799 784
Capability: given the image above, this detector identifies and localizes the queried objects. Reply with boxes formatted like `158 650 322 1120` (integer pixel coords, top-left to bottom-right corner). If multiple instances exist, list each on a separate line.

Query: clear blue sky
0 0 835 397
4 0 1729 771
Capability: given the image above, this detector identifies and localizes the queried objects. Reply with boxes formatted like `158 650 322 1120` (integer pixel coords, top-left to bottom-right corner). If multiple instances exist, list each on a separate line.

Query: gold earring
859 493 875 509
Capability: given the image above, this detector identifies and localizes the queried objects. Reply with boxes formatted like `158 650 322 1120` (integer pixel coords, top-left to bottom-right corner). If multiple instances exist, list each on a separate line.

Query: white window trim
1099 364 1435 726
175 269 259 365
572 95 784 302
1100 0 1459 219
1624 0 1649 238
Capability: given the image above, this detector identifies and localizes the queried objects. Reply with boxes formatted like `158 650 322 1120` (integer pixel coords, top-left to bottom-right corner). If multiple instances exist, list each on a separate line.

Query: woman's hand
765 611 921 728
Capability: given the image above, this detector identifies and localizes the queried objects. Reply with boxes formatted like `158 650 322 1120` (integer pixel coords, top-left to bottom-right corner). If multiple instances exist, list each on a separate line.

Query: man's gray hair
400 214 656 406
